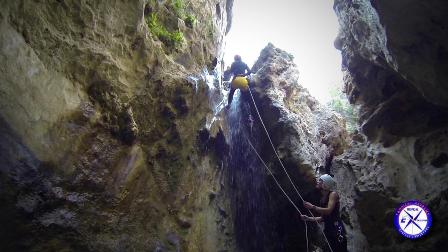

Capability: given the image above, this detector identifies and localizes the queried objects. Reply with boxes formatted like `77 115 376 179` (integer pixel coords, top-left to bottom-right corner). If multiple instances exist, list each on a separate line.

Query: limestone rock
334 129 448 251
0 0 235 251
334 0 448 146
226 43 348 251
251 43 348 179
334 0 448 251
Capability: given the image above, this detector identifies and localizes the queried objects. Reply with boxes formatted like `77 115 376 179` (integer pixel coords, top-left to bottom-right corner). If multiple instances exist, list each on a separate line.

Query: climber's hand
301 215 310 221
304 201 314 210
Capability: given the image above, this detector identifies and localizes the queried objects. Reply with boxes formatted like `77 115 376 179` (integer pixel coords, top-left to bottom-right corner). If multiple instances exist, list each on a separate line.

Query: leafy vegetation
326 85 358 133
144 0 199 49
146 13 184 49
184 14 196 28
171 0 185 18
170 0 196 29
170 31 184 46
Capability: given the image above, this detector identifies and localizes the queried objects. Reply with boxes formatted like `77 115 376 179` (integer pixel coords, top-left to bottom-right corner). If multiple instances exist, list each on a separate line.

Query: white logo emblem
394 200 432 239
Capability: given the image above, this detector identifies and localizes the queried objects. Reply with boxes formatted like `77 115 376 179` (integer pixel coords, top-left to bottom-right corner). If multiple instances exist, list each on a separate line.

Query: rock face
0 0 234 251
251 44 348 167
334 0 448 251
223 43 347 251
4 0 446 251
334 0 448 146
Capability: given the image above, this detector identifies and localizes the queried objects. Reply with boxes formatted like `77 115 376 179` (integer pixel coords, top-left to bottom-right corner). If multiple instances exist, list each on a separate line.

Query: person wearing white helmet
301 174 347 252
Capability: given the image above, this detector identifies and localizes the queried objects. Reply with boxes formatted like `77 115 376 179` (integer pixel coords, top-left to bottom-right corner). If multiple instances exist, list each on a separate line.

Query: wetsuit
230 60 250 76
227 60 251 106
320 192 348 252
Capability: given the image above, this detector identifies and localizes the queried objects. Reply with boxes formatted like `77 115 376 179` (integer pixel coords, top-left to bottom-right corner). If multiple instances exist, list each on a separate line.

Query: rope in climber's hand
301 214 310 221
303 201 315 210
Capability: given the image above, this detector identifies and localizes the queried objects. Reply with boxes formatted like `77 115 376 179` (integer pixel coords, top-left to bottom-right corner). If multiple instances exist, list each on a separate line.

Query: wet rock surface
0 0 235 251
2 0 448 251
223 43 347 251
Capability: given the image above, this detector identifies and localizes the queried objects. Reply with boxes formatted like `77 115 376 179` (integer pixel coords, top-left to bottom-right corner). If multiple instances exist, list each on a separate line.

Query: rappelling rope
246 138 309 252
247 88 334 252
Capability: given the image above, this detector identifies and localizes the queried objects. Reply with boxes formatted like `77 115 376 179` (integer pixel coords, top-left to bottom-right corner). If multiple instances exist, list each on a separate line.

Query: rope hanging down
247 88 334 252
246 138 309 252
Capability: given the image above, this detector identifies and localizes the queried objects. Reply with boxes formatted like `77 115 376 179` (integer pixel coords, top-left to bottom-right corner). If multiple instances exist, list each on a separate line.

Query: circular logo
394 200 432 239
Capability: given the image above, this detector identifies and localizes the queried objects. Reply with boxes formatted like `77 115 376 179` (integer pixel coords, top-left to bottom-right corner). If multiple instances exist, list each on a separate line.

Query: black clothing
228 87 236 106
227 85 251 106
320 192 348 252
227 60 251 106
230 60 250 76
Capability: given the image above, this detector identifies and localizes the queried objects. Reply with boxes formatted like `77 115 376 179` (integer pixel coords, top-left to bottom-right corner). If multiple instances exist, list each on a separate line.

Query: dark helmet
234 55 242 61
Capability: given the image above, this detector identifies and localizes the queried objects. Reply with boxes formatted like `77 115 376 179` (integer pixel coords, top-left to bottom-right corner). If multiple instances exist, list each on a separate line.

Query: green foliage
184 14 196 28
170 31 185 46
170 0 196 29
146 13 184 49
147 13 161 32
171 0 185 18
326 85 358 133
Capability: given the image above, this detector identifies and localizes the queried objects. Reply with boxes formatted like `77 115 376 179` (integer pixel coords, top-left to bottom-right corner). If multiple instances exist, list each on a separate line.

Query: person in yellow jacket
226 55 251 108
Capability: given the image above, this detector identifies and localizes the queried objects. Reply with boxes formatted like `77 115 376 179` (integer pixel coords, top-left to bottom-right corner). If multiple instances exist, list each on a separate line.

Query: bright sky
224 0 343 103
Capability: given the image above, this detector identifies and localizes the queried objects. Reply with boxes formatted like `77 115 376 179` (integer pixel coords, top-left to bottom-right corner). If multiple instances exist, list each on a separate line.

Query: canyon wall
334 0 448 251
0 0 234 251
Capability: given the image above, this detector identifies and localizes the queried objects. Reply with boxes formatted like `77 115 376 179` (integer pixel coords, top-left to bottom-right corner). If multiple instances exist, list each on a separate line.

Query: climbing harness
247 88 335 252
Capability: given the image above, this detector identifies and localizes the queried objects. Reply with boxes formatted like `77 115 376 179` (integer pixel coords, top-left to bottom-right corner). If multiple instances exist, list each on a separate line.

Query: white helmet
319 174 336 191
